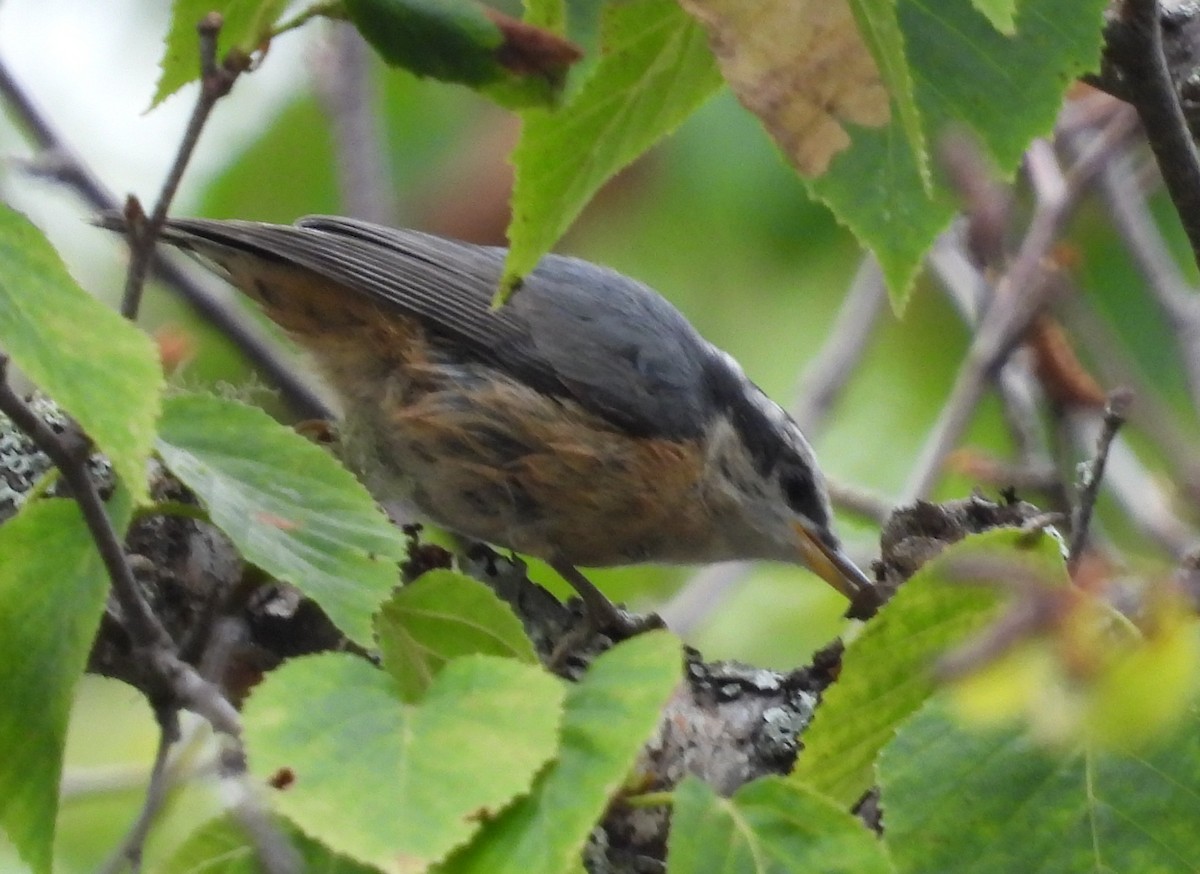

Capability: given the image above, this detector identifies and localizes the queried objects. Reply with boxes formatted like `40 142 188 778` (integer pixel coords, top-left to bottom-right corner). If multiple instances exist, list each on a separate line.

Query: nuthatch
109 215 877 631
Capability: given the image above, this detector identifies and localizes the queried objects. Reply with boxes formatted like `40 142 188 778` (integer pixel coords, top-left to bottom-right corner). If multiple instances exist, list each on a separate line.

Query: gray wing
160 215 719 439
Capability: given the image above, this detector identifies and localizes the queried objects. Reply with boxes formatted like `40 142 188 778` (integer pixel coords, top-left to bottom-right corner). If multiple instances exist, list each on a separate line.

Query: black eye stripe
781 466 828 528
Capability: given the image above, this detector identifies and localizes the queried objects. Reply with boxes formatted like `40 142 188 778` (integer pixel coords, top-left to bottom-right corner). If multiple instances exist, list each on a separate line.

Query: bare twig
1065 408 1198 557
1092 1 1200 140
1068 389 1133 571
929 233 1071 511
904 120 1134 501
0 58 331 419
0 358 241 735
1107 0 1200 274
0 360 164 648
932 218 1196 558
791 255 888 433
97 710 181 874
825 479 893 525
121 13 251 319
1052 282 1200 506
313 23 397 224
938 129 1012 269
222 752 303 874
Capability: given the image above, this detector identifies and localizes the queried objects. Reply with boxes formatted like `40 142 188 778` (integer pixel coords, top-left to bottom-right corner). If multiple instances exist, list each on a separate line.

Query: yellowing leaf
948 579 1200 750
1088 612 1200 747
677 0 890 176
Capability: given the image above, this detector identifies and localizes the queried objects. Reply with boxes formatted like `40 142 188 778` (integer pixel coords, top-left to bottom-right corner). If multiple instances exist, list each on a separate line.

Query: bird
104 214 877 633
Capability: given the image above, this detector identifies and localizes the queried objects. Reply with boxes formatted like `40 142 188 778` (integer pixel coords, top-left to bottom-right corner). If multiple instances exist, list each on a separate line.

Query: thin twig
1109 0 1200 273
97 710 181 874
121 13 250 319
940 218 1200 560
791 255 888 433
0 359 241 735
825 479 893 525
313 23 398 224
928 233 1071 511
1091 1 1200 140
221 750 303 874
903 120 1134 501
1064 407 1197 557
657 561 751 633
1067 389 1133 572
0 55 331 419
1052 280 1200 507
932 220 1196 557
0 359 166 649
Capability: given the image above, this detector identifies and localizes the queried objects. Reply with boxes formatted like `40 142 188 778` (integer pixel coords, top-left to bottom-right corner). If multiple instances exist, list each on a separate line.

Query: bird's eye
780 466 826 526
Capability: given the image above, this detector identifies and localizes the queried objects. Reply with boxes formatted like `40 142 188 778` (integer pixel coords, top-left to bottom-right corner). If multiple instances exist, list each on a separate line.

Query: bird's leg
549 561 664 640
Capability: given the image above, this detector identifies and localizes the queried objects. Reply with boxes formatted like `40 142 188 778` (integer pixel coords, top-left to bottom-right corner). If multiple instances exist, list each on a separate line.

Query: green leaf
243 652 564 872
155 393 407 644
376 569 537 702
792 528 1067 807
501 0 722 298
850 0 928 189
346 0 580 109
668 775 894 874
810 0 1107 307
880 700 1200 873
439 631 681 874
159 813 382 874
346 0 499 82
0 494 132 874
0 204 161 505
807 121 950 308
969 0 1019 34
153 0 290 107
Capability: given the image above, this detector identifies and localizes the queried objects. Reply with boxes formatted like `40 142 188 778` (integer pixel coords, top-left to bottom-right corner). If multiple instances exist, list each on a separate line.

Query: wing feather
157 216 718 438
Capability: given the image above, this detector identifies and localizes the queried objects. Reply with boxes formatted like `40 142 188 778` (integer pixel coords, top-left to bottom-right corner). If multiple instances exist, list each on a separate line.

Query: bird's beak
794 522 877 615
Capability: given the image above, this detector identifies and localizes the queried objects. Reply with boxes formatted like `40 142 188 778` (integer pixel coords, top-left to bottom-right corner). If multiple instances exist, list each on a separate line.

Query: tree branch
120 13 251 319
903 118 1134 501
96 710 180 874
313 23 398 224
0 365 241 736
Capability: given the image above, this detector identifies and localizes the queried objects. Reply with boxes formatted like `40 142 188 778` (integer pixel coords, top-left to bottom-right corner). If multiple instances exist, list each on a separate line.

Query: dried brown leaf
1027 313 1107 409
677 0 890 175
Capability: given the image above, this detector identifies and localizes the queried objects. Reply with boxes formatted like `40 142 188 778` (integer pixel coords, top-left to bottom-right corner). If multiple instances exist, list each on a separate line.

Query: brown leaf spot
255 511 302 531
154 325 197 373
1026 313 1107 409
